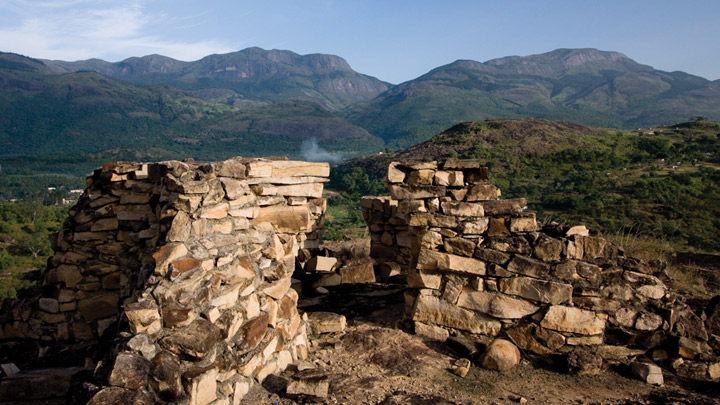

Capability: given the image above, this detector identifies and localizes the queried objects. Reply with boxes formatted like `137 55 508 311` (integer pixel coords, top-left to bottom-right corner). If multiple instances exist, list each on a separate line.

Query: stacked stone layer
365 159 720 380
0 157 328 404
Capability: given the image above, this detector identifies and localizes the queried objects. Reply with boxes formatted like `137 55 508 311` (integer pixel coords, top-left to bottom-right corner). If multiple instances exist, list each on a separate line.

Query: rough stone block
509 215 537 232
417 249 486 276
388 184 446 200
108 353 150 390
407 169 435 185
631 360 664 385
407 270 442 289
414 322 449 341
487 217 510 236
0 367 83 401
253 183 324 198
125 301 162 335
506 323 565 356
152 243 188 276
507 255 551 278
441 201 484 217
252 205 311 233
482 198 527 215
465 184 500 201
286 380 329 402
305 256 338 272
541 305 606 335
264 277 292 300
411 295 501 335
387 162 406 183
457 288 539 319
499 277 572 305
460 217 490 234
474 247 511 264
270 160 330 177
78 293 119 321
307 312 346 334
340 262 376 284
187 368 218 405
160 319 222 359
408 213 458 227
434 170 464 187
444 237 476 257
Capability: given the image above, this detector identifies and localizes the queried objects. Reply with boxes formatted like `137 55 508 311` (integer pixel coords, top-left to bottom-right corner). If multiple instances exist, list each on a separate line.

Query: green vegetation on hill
0 53 384 198
331 117 720 252
344 49 720 147
0 200 67 299
42 47 391 111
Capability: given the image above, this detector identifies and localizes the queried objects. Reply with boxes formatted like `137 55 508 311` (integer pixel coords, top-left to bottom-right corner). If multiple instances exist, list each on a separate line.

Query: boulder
479 339 521 372
108 353 150 390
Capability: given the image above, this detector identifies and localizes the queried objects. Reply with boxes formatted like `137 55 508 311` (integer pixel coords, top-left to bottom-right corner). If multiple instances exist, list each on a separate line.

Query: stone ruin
0 157 329 403
0 156 719 404
362 159 720 381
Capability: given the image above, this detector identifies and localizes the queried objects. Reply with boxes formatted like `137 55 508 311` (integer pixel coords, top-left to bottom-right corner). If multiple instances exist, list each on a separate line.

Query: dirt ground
243 284 720 404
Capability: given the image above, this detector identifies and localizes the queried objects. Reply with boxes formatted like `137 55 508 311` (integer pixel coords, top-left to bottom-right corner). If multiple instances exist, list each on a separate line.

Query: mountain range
345 48 720 146
1 47 719 166
41 47 390 111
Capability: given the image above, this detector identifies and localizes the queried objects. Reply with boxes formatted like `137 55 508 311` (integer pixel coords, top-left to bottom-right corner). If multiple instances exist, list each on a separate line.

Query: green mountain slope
344 49 720 147
42 47 391 111
333 117 720 252
0 52 383 197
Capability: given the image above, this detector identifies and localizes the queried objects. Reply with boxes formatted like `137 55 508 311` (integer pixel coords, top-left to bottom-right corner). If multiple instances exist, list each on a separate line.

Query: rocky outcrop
364 159 720 381
0 157 328 403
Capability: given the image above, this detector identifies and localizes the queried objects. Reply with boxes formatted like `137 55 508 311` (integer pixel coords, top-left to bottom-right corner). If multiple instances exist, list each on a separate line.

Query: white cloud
0 0 235 61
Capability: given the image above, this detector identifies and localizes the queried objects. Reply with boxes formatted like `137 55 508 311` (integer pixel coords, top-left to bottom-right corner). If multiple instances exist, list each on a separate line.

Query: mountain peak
484 48 643 76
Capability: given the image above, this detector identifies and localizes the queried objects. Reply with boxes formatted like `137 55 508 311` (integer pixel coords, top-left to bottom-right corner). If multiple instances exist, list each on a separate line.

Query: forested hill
344 49 720 147
0 52 383 175
41 47 391 111
332 117 720 252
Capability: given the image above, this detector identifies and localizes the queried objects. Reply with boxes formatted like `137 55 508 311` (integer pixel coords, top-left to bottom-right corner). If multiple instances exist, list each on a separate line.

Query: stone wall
0 157 328 403
364 159 720 381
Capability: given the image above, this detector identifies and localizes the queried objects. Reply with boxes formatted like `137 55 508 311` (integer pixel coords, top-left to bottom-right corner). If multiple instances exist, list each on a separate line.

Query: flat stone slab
307 312 347 334
0 367 84 400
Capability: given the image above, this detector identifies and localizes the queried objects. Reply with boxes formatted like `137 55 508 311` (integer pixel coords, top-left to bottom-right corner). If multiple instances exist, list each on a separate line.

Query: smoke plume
300 138 342 162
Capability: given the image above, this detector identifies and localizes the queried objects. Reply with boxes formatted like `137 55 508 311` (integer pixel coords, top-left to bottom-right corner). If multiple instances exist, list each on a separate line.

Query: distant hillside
42 47 391 111
344 49 720 147
333 117 720 252
0 52 383 197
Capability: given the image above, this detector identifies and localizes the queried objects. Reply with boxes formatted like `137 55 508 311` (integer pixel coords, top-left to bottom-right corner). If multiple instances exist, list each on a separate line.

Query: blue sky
1 0 718 84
